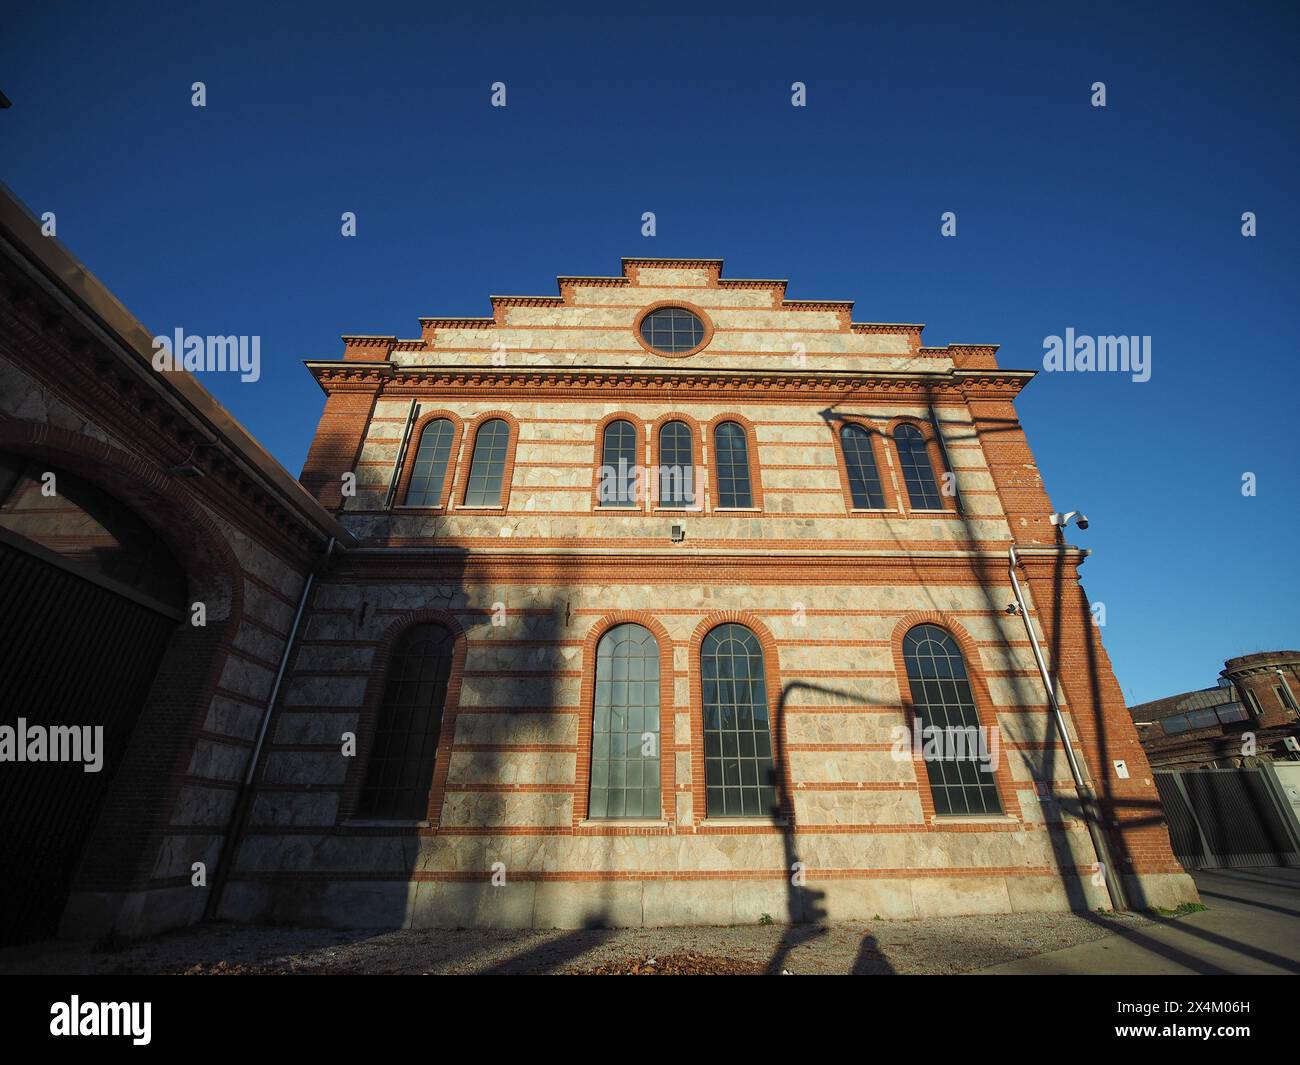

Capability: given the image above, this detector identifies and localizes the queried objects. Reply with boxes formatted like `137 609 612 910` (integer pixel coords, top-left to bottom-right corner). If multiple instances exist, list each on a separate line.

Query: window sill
930 815 1018 825
338 819 432 828
578 819 668 828
699 817 789 828
713 507 762 513
593 505 644 512
454 505 506 512
393 505 445 512
849 508 895 514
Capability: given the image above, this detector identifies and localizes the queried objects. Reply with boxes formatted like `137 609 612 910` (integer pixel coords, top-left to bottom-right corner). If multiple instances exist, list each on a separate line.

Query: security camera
1050 510 1089 531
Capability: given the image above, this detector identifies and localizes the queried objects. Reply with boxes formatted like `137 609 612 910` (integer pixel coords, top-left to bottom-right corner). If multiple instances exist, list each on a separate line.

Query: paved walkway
977 867 1300 974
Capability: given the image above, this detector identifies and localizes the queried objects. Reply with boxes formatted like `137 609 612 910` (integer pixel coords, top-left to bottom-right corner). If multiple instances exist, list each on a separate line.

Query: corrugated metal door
1155 768 1300 870
0 538 177 945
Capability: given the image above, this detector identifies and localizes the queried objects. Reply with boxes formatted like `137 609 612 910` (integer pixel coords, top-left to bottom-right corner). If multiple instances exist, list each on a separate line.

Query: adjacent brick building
1130 652 1300 770
0 185 1197 942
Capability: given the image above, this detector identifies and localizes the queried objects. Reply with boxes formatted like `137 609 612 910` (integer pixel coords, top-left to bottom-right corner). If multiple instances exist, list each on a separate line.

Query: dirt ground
0 910 1152 975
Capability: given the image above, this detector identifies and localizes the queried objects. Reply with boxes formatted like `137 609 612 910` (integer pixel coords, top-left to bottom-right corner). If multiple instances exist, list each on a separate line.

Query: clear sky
3 1 1296 704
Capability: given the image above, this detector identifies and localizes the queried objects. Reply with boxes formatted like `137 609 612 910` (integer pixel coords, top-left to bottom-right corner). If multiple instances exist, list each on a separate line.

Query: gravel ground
0 911 1152 975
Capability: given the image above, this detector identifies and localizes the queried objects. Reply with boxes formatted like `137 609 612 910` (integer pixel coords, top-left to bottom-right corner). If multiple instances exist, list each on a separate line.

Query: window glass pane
589 623 662 819
840 424 885 508
713 421 753 508
404 419 455 506
599 419 638 507
1162 714 1191 734
658 421 695 505
894 425 944 510
902 624 1001 815
1216 702 1249 724
701 624 776 818
640 307 705 353
463 419 510 506
358 624 454 819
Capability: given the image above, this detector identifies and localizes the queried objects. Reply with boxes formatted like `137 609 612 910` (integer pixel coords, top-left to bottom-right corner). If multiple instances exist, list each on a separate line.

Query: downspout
205 536 336 921
1008 544 1128 912
927 404 963 514
382 399 420 510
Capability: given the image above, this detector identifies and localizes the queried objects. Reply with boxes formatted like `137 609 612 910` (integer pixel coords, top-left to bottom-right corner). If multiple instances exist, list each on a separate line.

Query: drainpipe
382 400 420 510
927 404 963 515
205 536 336 921
1008 545 1128 912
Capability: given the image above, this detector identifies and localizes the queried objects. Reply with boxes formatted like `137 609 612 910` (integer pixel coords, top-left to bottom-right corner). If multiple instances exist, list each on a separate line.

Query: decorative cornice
305 360 1033 401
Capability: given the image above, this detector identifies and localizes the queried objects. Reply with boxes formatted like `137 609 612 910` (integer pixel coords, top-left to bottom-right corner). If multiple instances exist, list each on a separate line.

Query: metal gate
0 537 178 945
1154 767 1300 870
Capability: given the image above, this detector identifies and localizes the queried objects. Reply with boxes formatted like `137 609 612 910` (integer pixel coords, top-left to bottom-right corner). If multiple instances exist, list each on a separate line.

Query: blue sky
3 1 1297 703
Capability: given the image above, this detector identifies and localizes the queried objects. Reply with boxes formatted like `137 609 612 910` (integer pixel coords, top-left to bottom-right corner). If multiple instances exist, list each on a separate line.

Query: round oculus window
639 306 705 354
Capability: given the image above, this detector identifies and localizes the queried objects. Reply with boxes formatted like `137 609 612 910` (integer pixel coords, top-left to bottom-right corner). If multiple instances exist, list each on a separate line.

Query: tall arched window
840 423 885 509
657 420 695 506
404 418 455 506
462 418 510 506
589 623 661 818
358 624 455 819
701 623 776 817
893 424 943 510
902 623 1002 816
713 421 753 508
598 419 638 508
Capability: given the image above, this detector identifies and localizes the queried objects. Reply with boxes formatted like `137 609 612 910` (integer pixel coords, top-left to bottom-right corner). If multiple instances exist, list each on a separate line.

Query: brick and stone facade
215 258 1198 927
0 191 1197 938
0 190 349 942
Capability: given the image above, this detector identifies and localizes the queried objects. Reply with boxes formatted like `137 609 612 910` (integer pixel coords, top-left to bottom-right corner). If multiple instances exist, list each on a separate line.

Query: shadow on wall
764 680 863 975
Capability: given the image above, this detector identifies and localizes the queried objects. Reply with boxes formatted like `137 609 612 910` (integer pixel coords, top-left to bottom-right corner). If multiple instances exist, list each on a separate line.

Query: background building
1128 654 1300 870
1129 652 1300 771
0 188 1197 943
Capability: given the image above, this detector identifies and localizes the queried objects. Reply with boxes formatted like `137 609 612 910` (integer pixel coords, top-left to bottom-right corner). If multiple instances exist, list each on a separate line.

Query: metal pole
205 537 335 920
382 399 420 510
1008 545 1129 911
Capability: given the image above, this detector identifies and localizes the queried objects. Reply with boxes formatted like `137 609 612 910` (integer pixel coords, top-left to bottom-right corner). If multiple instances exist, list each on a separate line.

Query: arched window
404 418 455 506
840 424 885 509
598 419 638 508
462 418 510 506
358 624 455 819
893 424 943 510
701 623 776 817
902 624 1002 816
713 421 753 509
657 420 695 506
589 623 661 818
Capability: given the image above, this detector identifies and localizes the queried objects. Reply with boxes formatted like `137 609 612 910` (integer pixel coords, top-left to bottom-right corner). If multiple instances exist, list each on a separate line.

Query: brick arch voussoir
0 419 242 615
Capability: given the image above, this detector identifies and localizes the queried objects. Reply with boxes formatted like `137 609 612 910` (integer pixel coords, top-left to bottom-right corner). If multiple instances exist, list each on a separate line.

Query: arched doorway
0 452 188 945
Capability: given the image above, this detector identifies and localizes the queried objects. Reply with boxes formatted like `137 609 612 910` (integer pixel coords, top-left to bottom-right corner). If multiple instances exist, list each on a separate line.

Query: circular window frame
633 301 715 358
